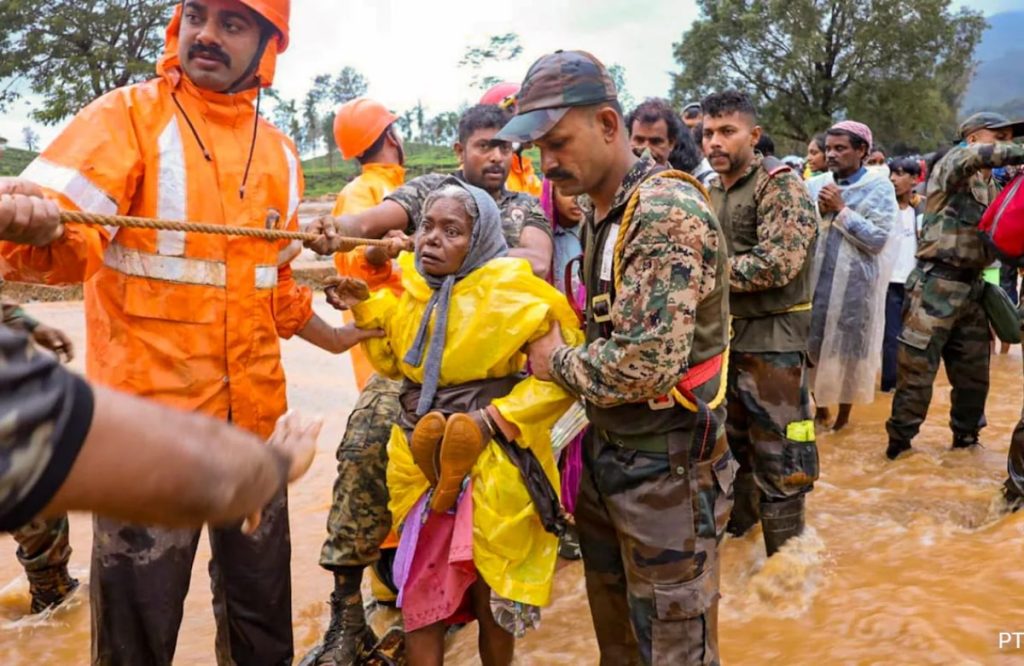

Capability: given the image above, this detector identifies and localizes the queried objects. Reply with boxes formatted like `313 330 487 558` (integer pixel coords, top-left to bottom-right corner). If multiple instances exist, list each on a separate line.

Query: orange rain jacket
506 153 543 198
0 7 312 438
331 162 406 390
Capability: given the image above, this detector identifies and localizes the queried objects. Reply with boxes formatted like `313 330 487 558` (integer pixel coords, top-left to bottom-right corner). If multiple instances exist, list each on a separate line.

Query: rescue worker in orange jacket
303 98 408 666
0 2 381 663
480 83 543 197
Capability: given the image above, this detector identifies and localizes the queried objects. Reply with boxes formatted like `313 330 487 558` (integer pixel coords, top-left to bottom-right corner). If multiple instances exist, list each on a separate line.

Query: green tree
0 1 176 124
607 64 636 114
330 66 368 104
21 125 39 152
671 0 986 150
459 33 523 91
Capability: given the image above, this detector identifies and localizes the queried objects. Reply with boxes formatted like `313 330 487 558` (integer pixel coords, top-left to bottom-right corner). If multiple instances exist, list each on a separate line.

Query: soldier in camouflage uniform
304 104 553 666
701 91 819 556
886 113 1024 462
509 51 736 666
2 293 81 612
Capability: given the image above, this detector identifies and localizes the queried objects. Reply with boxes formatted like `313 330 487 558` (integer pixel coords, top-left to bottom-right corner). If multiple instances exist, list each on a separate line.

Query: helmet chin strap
223 28 273 94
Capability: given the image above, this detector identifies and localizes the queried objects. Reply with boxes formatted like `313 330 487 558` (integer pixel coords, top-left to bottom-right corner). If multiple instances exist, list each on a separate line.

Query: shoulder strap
761 155 791 179
612 169 712 291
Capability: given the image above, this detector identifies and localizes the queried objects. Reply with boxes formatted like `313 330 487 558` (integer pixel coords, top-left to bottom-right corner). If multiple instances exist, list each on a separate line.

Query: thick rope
59 210 393 248
608 169 727 412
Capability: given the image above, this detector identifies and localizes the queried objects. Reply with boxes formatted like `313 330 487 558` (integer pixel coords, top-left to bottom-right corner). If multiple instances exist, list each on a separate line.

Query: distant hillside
0 146 36 176
963 11 1024 115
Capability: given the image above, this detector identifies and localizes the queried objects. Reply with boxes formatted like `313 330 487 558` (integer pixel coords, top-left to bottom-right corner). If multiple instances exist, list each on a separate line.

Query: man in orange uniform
304 98 407 666
480 82 543 197
0 2 379 663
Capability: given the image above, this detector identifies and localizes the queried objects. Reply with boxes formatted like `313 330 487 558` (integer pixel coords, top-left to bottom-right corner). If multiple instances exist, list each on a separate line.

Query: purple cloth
393 492 429 607
560 432 585 514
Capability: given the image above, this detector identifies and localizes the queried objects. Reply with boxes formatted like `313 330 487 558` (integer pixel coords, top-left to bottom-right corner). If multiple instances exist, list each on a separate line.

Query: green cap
496 50 618 143
958 112 1024 140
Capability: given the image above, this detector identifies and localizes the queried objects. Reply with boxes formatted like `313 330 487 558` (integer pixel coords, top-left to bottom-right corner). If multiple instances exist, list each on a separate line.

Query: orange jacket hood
158 3 279 94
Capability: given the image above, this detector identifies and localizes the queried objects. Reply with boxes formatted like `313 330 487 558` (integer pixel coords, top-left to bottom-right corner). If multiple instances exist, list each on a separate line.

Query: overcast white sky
0 0 1016 152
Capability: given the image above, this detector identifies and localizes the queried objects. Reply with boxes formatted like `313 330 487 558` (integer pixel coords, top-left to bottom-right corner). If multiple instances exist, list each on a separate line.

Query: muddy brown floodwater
2 298 1024 664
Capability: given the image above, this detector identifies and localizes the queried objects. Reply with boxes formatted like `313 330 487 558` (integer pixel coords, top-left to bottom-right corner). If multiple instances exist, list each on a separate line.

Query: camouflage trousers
886 268 989 445
319 373 401 570
575 418 736 666
725 351 818 505
12 514 72 576
91 491 292 666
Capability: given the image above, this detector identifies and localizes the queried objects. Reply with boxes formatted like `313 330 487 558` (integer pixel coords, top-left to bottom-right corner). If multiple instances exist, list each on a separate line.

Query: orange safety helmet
238 0 290 51
480 82 520 109
333 98 399 160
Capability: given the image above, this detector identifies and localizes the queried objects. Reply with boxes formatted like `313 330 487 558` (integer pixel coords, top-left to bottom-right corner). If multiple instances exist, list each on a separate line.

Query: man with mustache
510 50 735 665
701 90 820 556
302 102 551 666
0 2 382 663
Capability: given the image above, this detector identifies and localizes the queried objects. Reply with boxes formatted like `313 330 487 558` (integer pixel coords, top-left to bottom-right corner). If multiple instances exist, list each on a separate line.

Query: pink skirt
393 484 477 632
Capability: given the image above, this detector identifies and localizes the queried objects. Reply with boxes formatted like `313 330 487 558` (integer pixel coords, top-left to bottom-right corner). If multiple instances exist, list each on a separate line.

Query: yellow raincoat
352 252 583 606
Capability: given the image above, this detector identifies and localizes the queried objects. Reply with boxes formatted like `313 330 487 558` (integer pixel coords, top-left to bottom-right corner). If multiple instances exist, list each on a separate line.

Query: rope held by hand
58 210 392 248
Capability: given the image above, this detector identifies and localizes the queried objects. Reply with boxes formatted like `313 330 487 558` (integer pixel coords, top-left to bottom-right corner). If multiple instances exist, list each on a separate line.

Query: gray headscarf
403 177 508 415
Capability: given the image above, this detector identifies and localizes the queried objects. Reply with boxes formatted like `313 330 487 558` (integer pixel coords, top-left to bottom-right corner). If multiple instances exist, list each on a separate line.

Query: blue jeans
881 282 905 392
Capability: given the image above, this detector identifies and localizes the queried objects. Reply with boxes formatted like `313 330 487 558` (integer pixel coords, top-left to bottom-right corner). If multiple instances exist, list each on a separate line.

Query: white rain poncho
806 168 899 405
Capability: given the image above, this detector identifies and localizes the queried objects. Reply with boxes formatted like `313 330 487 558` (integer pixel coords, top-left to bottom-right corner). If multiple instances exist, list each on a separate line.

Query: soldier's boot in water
300 572 378 666
761 495 805 557
952 431 981 450
1003 479 1024 514
886 438 912 460
726 471 761 537
26 565 79 614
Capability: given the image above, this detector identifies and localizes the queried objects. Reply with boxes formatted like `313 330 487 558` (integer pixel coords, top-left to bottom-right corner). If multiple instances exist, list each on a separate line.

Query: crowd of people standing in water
2 1 1024 665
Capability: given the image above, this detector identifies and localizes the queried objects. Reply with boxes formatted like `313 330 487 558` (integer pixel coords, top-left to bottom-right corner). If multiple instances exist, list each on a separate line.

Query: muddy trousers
725 351 818 537
886 270 989 446
575 426 736 666
90 491 292 666
12 514 72 578
319 374 401 574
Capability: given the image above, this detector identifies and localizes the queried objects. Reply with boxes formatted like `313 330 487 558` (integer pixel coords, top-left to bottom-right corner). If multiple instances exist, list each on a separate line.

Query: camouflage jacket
708 154 817 353
550 156 726 407
708 155 817 292
385 171 551 249
0 324 94 530
917 142 1024 271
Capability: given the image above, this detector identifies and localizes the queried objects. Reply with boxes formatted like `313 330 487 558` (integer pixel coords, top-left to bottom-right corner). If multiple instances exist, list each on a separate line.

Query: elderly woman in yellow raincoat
331 177 582 665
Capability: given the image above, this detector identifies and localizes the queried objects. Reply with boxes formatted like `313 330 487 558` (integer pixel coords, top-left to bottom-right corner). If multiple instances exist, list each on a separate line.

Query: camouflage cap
958 112 1024 140
496 50 618 143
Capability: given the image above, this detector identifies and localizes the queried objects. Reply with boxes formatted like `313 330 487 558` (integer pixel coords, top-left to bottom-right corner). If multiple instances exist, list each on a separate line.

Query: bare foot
815 406 832 429
831 404 852 432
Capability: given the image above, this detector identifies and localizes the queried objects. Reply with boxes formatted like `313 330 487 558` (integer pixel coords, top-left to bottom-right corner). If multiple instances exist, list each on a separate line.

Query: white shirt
890 205 919 285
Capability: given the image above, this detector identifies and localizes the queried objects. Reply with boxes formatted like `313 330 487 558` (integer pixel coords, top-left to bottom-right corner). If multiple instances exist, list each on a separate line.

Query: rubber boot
1003 481 1024 514
26 565 78 614
761 496 805 557
299 574 377 666
886 438 912 460
952 431 981 450
431 413 488 513
726 472 761 537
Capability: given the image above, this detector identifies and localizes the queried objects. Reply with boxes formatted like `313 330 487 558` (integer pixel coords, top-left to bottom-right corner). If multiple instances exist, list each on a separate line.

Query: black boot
886 438 912 460
299 572 377 666
1003 480 1024 514
726 472 761 537
26 565 78 614
952 432 981 450
761 496 805 557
